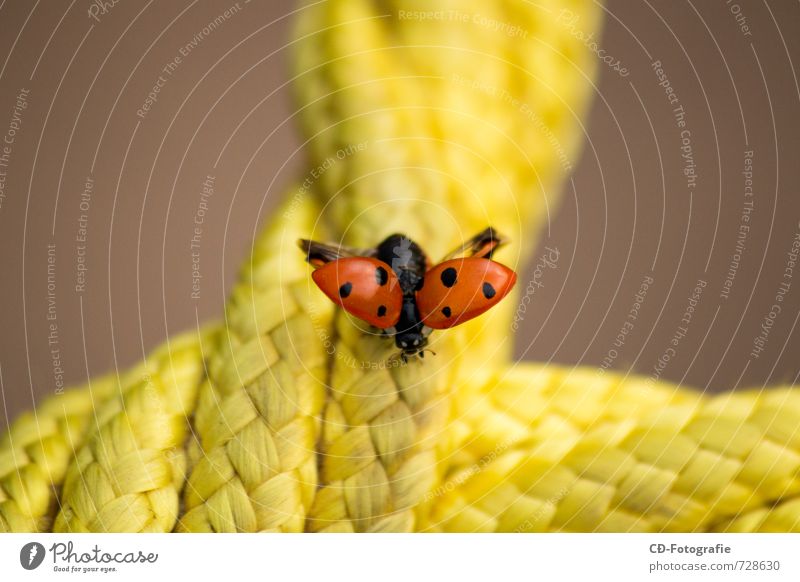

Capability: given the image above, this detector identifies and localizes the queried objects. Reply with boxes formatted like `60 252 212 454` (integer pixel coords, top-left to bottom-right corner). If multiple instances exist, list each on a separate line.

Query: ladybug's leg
378 326 396 338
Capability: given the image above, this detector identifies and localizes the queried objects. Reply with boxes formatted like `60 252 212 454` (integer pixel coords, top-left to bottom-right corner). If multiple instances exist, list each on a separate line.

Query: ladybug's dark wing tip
299 238 350 266
487 226 509 245
442 226 511 261
297 238 316 264
474 226 510 259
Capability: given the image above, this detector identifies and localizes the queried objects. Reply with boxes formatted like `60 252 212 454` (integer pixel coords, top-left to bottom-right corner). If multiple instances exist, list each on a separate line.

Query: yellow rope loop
0 375 117 532
177 197 333 532
294 0 600 263
291 0 603 531
422 366 800 532
292 0 601 378
53 328 215 532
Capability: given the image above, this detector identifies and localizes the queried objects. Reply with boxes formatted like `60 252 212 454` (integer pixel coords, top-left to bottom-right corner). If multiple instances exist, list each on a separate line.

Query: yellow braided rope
177 199 332 532
304 312 457 532
1 328 214 533
296 0 601 531
53 328 216 532
0 375 117 532
295 0 599 261
421 365 800 532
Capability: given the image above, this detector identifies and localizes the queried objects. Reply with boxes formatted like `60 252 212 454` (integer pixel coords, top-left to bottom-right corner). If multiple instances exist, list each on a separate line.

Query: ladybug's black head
392 297 434 361
395 329 427 353
394 333 434 363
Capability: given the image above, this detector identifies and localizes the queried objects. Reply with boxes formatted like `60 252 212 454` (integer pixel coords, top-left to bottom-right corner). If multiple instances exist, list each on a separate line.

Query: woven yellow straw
1 0 797 533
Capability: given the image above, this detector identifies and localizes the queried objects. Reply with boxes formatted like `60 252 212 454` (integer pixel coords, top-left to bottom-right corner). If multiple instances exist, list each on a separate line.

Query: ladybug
299 227 517 362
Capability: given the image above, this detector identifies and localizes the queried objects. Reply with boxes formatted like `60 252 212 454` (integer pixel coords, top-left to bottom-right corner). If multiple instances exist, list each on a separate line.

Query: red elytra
416 257 517 329
301 228 518 361
311 257 403 328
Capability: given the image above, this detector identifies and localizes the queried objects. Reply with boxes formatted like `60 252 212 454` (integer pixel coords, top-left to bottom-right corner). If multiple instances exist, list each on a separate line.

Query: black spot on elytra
442 306 452 318
441 267 457 288
377 305 387 317
375 266 389 286
483 282 496 299
339 282 353 298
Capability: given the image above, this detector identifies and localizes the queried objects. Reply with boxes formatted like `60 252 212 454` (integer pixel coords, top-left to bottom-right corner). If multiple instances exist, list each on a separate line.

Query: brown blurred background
1 1 799 431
